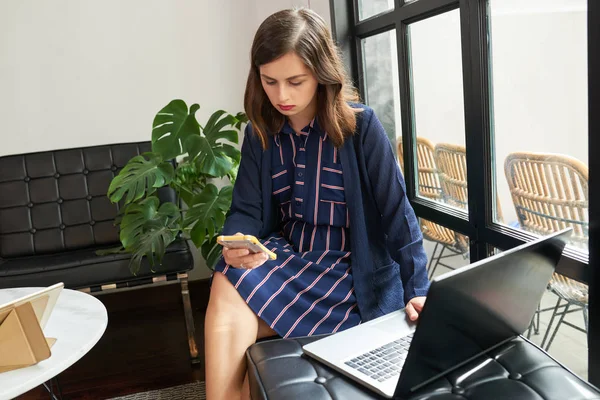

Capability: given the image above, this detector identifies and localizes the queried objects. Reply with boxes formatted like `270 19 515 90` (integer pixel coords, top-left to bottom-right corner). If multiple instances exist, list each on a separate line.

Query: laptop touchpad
371 312 416 336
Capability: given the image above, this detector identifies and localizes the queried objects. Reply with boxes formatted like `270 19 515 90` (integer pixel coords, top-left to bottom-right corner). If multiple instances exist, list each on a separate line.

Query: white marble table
0 287 108 400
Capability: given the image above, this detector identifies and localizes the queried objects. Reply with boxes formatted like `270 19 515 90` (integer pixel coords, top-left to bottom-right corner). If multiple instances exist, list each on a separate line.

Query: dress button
298 172 303 177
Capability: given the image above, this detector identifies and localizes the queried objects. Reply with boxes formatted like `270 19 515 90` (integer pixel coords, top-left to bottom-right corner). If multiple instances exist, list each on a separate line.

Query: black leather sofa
247 335 600 399
0 142 199 361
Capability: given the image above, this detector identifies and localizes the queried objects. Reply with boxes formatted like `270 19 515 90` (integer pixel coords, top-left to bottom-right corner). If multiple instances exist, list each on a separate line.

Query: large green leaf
184 184 233 247
184 110 243 178
201 236 222 270
119 197 180 249
203 110 240 146
152 100 201 160
197 137 234 177
129 223 177 274
108 153 174 204
233 112 249 130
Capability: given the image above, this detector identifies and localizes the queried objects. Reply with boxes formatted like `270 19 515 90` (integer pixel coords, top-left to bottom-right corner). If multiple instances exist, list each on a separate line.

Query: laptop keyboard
343 333 413 383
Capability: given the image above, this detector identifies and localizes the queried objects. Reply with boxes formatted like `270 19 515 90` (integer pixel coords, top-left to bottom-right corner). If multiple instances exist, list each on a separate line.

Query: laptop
302 230 570 398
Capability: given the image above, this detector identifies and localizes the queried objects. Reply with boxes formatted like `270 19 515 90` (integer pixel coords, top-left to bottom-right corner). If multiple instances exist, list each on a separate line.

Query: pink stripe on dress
334 303 358 332
270 252 350 330
284 266 352 338
289 134 297 166
273 185 291 195
275 135 284 165
258 261 314 316
299 223 306 252
246 255 294 303
310 139 324 249
322 184 344 190
308 287 355 335
234 268 252 289
272 169 287 179
330 202 334 225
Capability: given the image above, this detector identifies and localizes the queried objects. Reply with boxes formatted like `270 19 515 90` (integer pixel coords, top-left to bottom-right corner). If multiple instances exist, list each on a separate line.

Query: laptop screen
395 230 569 396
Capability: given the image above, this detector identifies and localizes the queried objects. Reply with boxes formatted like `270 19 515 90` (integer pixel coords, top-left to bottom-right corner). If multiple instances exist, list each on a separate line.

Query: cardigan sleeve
360 108 430 302
221 124 263 236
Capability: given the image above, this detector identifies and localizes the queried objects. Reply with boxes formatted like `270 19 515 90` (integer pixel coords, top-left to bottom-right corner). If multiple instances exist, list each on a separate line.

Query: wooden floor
18 279 211 400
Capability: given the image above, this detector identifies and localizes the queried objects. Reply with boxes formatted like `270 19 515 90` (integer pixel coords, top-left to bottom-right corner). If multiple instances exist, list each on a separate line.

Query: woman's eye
289 81 303 86
265 81 277 86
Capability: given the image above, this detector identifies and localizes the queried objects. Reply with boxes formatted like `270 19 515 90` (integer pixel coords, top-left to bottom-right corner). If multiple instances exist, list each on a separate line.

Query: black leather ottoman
246 336 600 400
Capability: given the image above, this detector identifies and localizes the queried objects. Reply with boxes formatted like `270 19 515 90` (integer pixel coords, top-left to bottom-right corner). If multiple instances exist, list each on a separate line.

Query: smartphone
216 235 277 260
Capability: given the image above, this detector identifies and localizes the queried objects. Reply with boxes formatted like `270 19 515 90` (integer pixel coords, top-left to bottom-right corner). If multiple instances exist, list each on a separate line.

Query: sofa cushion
246 335 599 400
0 239 192 289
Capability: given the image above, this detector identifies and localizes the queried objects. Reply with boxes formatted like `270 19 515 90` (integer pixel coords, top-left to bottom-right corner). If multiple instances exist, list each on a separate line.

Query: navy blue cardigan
222 104 430 322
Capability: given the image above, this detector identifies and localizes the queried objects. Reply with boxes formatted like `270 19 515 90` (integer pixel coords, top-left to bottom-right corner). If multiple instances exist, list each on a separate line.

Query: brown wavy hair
244 8 360 149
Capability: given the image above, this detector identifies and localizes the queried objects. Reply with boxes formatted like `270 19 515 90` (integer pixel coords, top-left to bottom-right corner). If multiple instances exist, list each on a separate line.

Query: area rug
107 381 206 400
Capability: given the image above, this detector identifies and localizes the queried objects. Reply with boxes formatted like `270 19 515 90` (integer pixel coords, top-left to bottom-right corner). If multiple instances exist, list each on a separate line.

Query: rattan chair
504 152 589 351
397 138 469 278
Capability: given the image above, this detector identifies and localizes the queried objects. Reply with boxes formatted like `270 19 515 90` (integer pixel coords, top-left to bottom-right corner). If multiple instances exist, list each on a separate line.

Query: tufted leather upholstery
0 142 193 290
247 335 600 400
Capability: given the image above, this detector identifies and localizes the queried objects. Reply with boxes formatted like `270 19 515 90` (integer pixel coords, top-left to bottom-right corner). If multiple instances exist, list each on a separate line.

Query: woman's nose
277 84 289 102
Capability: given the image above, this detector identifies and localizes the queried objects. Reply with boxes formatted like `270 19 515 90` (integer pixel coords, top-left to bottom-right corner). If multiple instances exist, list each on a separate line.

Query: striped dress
214 119 362 338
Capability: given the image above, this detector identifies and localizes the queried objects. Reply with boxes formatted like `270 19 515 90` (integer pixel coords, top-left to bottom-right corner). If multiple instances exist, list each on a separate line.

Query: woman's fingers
405 302 418 321
238 252 269 269
223 247 269 269
223 248 250 258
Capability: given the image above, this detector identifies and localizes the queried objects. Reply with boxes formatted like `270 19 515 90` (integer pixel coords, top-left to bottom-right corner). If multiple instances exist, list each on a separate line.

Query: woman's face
259 52 319 120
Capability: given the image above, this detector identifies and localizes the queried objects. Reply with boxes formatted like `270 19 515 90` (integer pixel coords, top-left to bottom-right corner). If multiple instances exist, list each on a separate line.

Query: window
409 10 466 206
488 0 589 254
357 0 394 21
362 30 402 148
421 218 470 278
334 0 597 383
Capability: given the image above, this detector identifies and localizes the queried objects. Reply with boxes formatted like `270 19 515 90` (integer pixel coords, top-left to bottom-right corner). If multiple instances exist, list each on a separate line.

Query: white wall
0 0 330 280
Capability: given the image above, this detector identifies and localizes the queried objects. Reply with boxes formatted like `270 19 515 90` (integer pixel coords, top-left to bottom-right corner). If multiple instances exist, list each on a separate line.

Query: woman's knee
207 272 255 325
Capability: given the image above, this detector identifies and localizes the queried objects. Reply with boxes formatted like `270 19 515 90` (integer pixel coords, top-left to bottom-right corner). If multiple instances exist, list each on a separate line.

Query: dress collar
280 118 326 139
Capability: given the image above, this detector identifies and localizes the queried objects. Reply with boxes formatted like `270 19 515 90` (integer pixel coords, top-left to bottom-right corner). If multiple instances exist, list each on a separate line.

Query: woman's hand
405 296 426 321
222 232 269 270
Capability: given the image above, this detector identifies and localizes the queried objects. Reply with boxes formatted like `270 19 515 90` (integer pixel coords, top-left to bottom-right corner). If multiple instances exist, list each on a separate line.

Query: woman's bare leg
205 272 261 400
241 318 278 400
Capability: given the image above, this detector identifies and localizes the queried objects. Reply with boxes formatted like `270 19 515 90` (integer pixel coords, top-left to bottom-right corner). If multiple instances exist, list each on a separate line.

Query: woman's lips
278 104 295 111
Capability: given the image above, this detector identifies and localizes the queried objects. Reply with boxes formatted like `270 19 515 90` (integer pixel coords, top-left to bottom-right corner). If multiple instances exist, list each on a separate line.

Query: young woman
205 8 429 400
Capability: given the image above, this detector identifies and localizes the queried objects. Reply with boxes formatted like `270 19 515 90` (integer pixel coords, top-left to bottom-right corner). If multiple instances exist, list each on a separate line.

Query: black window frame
331 0 600 385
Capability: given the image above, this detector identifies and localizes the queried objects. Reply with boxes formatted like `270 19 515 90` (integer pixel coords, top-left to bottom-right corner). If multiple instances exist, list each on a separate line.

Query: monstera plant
105 100 247 273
